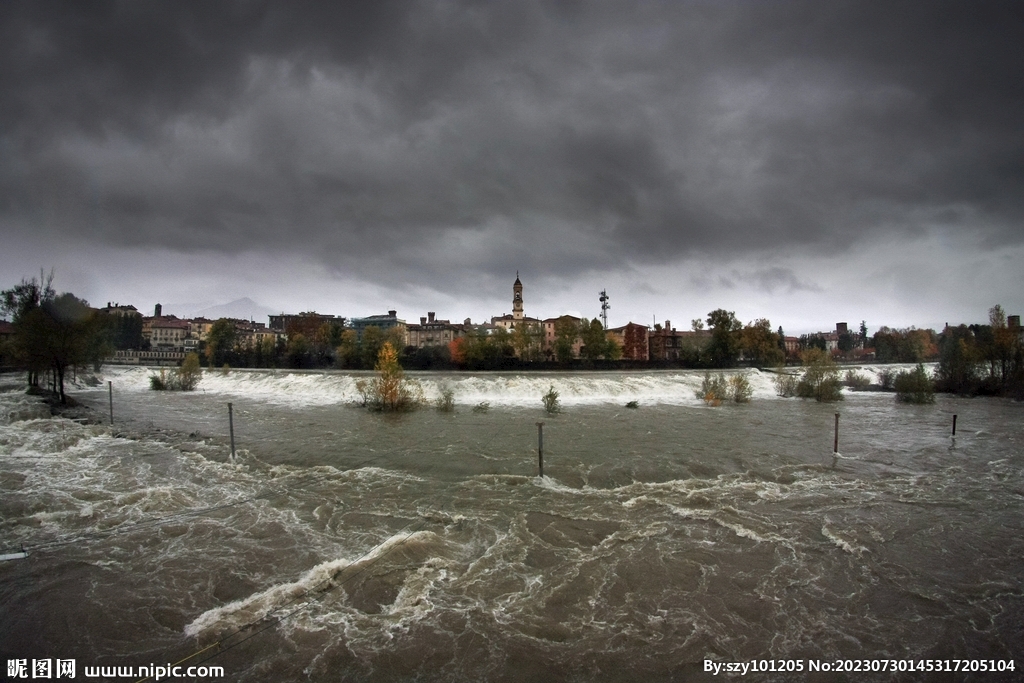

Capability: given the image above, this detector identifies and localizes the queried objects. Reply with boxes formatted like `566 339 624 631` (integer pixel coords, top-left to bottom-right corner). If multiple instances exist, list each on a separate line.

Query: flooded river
1 367 1022 681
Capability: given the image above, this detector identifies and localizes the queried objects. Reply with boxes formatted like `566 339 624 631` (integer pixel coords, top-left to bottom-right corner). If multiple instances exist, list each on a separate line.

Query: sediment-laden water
1 367 1022 681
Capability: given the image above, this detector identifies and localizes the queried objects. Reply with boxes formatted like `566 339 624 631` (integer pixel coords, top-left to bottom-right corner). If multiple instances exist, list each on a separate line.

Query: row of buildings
99 276 865 365
103 302 284 365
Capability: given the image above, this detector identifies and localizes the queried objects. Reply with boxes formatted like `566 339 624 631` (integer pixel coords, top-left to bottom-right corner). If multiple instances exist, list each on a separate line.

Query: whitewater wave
184 530 442 638
95 366 801 408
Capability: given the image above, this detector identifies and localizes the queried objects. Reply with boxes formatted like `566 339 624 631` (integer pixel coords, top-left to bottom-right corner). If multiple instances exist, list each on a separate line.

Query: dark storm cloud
2 0 1022 291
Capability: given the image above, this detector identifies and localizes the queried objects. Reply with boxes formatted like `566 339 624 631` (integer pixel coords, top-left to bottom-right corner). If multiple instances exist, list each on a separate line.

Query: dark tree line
935 305 1023 397
1 274 110 404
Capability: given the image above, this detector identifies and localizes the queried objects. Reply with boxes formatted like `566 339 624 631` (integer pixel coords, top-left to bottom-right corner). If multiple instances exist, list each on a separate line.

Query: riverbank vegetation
894 364 935 404
149 353 202 391
1 273 110 404
542 386 561 414
358 342 420 412
774 350 843 402
697 372 752 405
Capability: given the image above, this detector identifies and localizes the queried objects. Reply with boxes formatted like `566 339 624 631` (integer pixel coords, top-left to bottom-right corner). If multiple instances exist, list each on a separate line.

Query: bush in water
895 364 936 404
729 374 752 403
844 370 871 390
148 353 202 392
365 342 418 412
542 385 560 414
773 369 799 397
796 349 844 402
697 372 728 406
435 384 456 412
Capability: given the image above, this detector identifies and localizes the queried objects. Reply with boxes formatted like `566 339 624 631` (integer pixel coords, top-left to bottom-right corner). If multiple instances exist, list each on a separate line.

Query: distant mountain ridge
165 297 277 322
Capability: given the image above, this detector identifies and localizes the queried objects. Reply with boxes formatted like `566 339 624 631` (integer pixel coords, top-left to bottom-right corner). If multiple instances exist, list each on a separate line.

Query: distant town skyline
2 3 1021 336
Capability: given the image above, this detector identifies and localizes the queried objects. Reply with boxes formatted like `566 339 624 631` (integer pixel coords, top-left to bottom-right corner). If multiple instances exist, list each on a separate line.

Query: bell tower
512 272 524 321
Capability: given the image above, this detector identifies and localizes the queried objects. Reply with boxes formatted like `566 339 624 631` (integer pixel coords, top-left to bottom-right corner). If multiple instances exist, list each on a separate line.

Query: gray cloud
2 0 1022 302
744 267 822 295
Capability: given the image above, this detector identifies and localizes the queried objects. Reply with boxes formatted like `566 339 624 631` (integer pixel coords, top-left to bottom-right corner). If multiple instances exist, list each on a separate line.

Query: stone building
350 310 406 341
406 312 465 349
607 322 650 361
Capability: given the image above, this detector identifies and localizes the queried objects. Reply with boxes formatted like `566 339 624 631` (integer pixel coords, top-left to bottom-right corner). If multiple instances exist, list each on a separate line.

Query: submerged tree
1 272 56 388
697 372 751 405
894 364 935 404
542 385 561 414
796 348 844 402
150 352 202 391
2 274 106 404
367 342 417 412
697 372 729 406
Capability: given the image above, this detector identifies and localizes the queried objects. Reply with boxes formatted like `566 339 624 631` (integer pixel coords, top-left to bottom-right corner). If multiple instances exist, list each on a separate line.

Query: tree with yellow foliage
365 341 418 411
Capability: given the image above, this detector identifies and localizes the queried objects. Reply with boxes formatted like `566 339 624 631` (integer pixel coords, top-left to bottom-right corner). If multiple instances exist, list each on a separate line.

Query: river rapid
1 366 1022 682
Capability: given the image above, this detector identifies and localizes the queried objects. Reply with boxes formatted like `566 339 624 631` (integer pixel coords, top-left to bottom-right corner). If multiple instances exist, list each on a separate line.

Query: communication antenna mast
599 289 610 329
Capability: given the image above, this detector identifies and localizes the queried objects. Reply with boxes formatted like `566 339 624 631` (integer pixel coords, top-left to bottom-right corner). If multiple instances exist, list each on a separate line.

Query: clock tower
512 272 524 321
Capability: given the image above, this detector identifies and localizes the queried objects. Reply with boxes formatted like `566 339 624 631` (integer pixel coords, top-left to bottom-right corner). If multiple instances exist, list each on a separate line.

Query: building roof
150 317 190 329
608 322 649 333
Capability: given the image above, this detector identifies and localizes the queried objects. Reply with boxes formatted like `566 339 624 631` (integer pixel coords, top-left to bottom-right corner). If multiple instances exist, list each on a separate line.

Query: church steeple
512 272 523 321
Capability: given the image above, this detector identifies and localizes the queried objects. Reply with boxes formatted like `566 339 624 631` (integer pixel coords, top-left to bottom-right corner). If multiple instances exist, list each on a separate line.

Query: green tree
100 312 143 351
335 329 360 368
361 326 385 369
706 309 742 367
741 318 784 367
462 330 498 369
512 321 542 361
553 316 580 363
178 352 202 391
384 326 407 356
286 333 310 368
800 334 827 353
489 326 514 361
837 332 856 355
205 319 237 367
871 327 937 363
1 272 56 387
255 335 277 368
1 281 103 404
43 293 102 403
936 325 979 394
894 364 935 404
988 304 1015 386
580 318 617 360
311 322 335 366
796 348 843 402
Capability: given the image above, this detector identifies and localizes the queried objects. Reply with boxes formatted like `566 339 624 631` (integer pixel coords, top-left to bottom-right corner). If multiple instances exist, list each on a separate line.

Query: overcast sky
2 1 1021 334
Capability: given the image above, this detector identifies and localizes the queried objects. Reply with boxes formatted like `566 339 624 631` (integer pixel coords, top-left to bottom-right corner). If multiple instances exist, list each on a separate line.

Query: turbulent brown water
1 367 1022 682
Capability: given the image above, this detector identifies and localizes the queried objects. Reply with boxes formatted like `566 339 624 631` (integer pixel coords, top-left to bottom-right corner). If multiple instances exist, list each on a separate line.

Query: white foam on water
821 519 868 555
93 366 797 408
184 530 440 637
184 555 353 637
665 504 786 544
